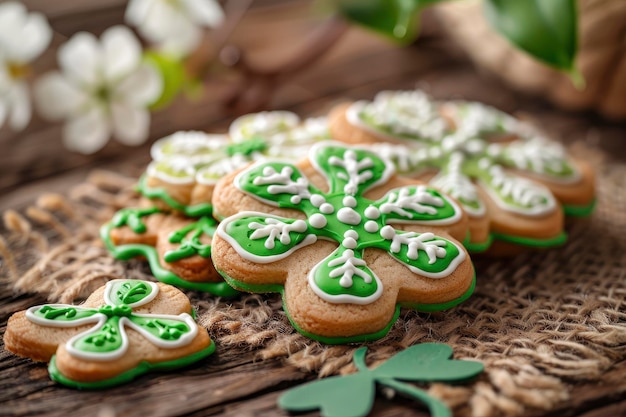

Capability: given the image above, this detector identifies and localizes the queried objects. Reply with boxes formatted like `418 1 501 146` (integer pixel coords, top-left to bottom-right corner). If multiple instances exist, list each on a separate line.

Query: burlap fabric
1 145 625 417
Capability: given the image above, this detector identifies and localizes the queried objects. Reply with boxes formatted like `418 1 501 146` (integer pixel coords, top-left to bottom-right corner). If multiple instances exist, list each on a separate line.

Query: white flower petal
111 101 150 145
0 2 26 41
136 1 177 44
63 107 111 154
8 82 31 131
0 99 7 128
113 63 162 107
59 31 102 87
181 0 224 28
159 22 200 56
34 72 88 120
12 12 53 62
125 0 153 26
102 26 141 82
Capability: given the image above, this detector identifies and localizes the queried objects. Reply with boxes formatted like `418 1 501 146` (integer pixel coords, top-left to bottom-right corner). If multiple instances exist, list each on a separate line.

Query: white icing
380 228 467 279
430 172 485 217
217 211 318 264
347 91 448 142
309 142 396 198
309 213 327 229
151 131 229 165
329 149 375 195
247 164 312 204
229 111 300 142
195 154 250 185
26 280 199 362
344 230 359 240
103 280 159 308
481 165 557 216
364 206 381 219
343 196 357 207
310 194 326 207
380 186 444 217
308 249 384 304
320 203 335 214
337 207 362 225
147 158 196 185
249 218 308 249
342 237 357 249
365 220 379 233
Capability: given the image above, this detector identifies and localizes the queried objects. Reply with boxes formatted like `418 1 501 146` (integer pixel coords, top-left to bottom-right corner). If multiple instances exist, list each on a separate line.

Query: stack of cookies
5 90 595 388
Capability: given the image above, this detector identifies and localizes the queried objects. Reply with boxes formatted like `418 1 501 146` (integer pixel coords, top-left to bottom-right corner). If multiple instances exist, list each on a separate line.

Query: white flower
0 2 51 131
125 0 224 57
34 26 163 154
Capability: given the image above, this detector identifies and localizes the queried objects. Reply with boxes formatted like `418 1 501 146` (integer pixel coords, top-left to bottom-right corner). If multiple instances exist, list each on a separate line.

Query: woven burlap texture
2 151 625 417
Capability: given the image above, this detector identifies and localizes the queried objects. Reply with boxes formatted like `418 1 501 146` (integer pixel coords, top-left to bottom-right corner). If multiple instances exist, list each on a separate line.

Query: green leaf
144 51 186 110
483 0 579 72
373 343 484 382
278 373 375 417
336 0 446 44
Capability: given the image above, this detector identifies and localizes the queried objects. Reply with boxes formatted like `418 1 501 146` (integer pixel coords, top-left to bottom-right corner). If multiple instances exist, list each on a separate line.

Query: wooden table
2 1 625 416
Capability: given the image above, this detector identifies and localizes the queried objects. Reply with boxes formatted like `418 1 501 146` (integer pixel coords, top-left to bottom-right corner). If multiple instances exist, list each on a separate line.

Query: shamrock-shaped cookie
3 279 214 388
102 111 329 293
211 142 474 343
328 90 595 253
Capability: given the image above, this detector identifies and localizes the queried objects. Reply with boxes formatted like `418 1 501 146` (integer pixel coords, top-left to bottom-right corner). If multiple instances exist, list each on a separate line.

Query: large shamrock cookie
211 142 475 343
3 279 214 388
328 90 595 253
102 111 328 294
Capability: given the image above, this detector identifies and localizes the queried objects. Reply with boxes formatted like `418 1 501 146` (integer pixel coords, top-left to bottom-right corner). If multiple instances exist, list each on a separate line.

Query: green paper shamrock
279 343 483 417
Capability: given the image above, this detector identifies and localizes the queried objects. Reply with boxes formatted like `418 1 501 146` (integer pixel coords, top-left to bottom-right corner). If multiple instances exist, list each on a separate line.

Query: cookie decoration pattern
101 111 329 294
211 142 475 343
3 279 215 388
329 90 596 253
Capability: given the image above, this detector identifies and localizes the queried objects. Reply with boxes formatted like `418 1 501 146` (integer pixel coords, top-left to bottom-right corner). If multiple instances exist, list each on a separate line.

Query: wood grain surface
1 1 625 417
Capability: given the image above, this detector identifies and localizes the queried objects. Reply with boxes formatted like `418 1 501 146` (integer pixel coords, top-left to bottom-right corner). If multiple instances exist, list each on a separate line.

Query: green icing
164 217 216 262
491 230 568 248
111 207 161 234
48 342 216 389
109 280 154 305
73 317 124 354
350 94 594 252
226 137 267 156
563 198 596 217
101 218 240 296
130 316 191 341
226 145 464 303
137 176 213 217
35 306 98 322
278 343 483 417
217 271 476 344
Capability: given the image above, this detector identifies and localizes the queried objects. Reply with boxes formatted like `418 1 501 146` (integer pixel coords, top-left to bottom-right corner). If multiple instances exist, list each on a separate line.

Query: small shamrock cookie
211 142 475 343
328 90 595 253
102 111 329 294
3 279 215 388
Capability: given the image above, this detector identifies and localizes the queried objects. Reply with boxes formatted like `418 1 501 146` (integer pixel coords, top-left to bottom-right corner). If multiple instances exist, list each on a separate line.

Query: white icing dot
380 225 395 240
364 206 380 220
343 196 357 207
365 221 379 233
429 147 442 159
342 237 357 249
465 139 485 154
320 203 335 214
344 230 359 240
310 194 325 207
309 213 327 228
478 158 492 170
290 195 302 204
337 207 361 225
